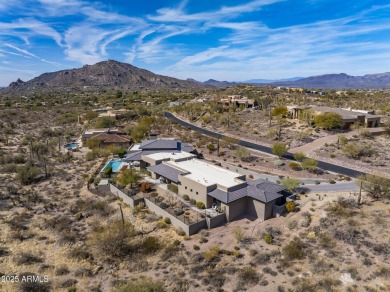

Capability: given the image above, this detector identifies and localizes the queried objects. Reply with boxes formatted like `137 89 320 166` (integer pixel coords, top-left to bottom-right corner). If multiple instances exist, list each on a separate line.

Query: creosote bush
283 237 305 261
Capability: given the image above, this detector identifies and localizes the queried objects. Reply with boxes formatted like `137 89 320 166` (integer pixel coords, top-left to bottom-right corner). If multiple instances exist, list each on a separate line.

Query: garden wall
206 213 227 229
144 198 207 236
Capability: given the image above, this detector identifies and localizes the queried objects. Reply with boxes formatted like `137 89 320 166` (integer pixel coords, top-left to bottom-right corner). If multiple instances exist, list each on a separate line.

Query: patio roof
147 163 187 184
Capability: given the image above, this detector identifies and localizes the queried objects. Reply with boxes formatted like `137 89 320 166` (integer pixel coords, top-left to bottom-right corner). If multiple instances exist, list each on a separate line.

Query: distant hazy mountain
271 73 390 89
245 77 303 84
3 60 206 92
202 79 239 88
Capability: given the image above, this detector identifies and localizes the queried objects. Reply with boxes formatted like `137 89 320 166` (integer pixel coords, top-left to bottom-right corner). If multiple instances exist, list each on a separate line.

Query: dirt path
289 127 385 154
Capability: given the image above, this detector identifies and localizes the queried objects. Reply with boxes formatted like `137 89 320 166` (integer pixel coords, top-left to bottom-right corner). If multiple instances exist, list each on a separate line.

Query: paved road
164 112 366 178
303 182 359 193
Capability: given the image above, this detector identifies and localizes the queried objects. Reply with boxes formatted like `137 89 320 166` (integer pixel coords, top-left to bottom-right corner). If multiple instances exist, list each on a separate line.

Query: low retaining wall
98 182 143 208
144 198 207 236
206 213 227 229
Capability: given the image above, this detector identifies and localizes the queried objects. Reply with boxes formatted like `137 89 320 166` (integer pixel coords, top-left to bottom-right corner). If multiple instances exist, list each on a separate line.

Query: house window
190 189 193 192
185 186 187 189
196 192 198 195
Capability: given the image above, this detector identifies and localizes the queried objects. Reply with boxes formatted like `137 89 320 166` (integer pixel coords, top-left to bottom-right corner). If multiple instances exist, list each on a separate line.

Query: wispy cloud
4 43 64 67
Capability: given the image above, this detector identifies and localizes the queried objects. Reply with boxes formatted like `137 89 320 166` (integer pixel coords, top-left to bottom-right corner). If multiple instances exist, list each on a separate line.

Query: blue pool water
102 160 124 173
110 161 123 172
64 143 79 149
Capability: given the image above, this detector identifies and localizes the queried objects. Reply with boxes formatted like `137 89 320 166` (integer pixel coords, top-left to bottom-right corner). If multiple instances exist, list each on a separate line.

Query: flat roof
129 143 141 151
144 151 195 161
167 159 243 187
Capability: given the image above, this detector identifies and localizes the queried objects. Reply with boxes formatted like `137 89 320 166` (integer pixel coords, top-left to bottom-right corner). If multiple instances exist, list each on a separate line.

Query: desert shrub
332 227 359 245
196 202 205 209
1 163 18 173
329 153 336 158
232 226 245 243
88 220 135 258
175 227 186 236
300 212 312 227
263 233 273 244
114 277 164 292
142 236 161 254
285 201 296 213
156 220 168 229
55 266 69 276
14 252 43 265
160 243 180 261
182 194 190 201
253 252 271 265
328 179 336 184
238 266 260 286
159 202 168 209
283 237 305 261
68 246 92 260
155 196 164 203
287 220 298 230
319 233 335 249
289 162 301 171
203 246 220 262
342 143 376 159
189 199 196 205
163 217 171 224
167 183 178 194
17 164 41 185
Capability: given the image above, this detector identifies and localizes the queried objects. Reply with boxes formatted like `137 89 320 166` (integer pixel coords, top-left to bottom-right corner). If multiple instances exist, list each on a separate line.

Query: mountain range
3 60 204 92
3 60 390 92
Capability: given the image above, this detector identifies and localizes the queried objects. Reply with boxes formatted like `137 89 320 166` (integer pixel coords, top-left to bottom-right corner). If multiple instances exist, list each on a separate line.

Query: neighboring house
147 158 286 222
82 128 124 141
89 133 132 147
288 105 381 128
123 138 195 168
218 95 257 108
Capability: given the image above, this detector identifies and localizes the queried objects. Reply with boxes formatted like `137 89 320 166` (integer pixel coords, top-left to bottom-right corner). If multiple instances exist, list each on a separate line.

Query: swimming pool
64 143 79 150
101 159 128 173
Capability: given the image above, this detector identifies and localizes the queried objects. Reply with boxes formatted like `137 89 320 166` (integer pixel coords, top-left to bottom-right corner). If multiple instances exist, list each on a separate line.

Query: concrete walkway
289 127 385 154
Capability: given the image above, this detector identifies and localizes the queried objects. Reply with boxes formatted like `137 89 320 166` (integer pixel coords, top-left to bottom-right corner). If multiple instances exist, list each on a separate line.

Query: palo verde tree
116 168 141 188
314 112 343 130
358 174 390 201
272 142 287 158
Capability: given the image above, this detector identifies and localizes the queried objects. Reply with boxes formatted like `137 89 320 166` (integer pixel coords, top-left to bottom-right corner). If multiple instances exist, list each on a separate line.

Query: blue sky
1 0 390 86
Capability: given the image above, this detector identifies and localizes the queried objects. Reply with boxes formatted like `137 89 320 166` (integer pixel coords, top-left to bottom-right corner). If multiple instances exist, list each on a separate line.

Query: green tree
281 178 301 192
206 143 216 153
271 105 288 117
85 110 98 120
293 152 306 162
314 113 343 130
116 169 141 188
234 146 251 161
301 158 318 173
272 142 287 158
95 116 116 128
358 174 390 201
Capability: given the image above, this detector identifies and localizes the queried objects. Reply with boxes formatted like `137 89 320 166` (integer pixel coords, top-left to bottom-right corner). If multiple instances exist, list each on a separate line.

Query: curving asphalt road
164 112 366 178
